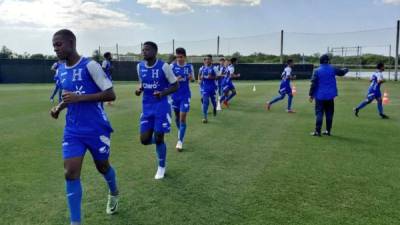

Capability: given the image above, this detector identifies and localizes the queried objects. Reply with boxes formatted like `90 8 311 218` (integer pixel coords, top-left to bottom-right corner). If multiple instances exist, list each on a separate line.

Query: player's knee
95 161 110 174
154 134 164 145
64 168 80 180
140 136 152 145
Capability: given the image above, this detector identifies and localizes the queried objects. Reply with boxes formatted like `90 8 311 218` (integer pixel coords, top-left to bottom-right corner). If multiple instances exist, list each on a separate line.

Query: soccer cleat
322 131 331 136
380 113 389 119
202 118 208 124
286 109 296 113
106 194 119 215
154 166 166 180
266 102 271 111
176 141 183 152
353 108 359 117
310 132 321 137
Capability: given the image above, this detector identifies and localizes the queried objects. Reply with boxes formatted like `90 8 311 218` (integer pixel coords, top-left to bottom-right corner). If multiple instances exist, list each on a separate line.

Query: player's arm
154 63 179 98
189 65 195 82
50 62 58 72
50 101 67 119
229 66 240 78
334 67 349 77
135 64 144 96
198 67 203 83
309 70 319 102
62 61 116 103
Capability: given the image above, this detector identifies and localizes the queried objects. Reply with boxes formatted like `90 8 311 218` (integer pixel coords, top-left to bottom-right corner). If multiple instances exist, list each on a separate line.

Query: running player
199 54 218 123
220 58 240 108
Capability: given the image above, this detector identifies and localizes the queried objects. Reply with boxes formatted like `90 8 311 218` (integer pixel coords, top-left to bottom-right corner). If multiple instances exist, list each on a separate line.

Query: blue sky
0 0 399 56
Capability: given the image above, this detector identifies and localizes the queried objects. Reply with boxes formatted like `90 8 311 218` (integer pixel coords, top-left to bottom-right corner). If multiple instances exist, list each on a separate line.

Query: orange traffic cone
383 90 390 105
292 85 297 96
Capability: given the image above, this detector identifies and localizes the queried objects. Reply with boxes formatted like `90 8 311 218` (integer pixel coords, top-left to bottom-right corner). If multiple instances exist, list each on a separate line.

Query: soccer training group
49 29 389 225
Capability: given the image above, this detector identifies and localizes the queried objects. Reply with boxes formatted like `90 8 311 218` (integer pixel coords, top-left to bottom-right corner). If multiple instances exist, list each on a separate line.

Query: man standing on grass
102 52 114 106
50 29 119 225
135 41 179 179
353 63 389 119
309 54 348 136
266 59 296 113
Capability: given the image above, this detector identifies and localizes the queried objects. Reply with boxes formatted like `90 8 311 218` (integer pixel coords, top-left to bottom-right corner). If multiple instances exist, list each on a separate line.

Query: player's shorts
366 90 381 101
223 82 235 93
172 97 191 113
140 101 172 134
279 86 292 95
62 133 111 161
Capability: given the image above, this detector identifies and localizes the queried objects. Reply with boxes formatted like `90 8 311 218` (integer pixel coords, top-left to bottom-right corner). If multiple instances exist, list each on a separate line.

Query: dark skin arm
50 88 116 119
154 82 179 99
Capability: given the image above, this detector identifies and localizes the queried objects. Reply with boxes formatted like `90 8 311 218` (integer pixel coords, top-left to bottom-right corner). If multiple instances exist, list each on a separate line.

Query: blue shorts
62 133 111 160
223 83 235 93
172 97 191 113
140 101 172 134
366 90 381 101
279 86 292 95
202 90 216 99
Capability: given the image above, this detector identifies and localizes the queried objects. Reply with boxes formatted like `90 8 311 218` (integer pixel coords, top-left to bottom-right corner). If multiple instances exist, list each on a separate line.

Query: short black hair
175 47 186 56
219 58 225 61
54 29 76 42
206 54 212 59
143 41 158 52
230 57 237 64
377 62 384 69
104 52 111 58
287 59 293 64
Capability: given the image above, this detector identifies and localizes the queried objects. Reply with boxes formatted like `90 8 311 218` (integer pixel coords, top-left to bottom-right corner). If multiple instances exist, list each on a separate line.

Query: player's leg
153 106 171 179
177 98 190 151
140 113 155 145
50 85 60 102
172 99 181 129
376 97 389 119
62 135 86 225
226 88 236 103
87 134 119 215
64 157 84 225
324 100 334 135
312 99 323 136
210 92 217 116
57 87 63 103
267 93 285 110
354 94 374 117
287 93 294 113
202 93 210 122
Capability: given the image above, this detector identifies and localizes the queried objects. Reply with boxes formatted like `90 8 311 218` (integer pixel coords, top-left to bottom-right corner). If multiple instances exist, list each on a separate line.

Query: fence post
116 43 119 61
394 20 399 81
217 36 220 56
280 30 284 64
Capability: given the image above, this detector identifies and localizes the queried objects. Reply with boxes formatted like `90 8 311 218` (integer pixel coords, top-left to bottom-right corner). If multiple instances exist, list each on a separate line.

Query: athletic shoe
380 113 389 119
155 166 166 180
106 194 119 215
202 118 208 124
322 131 331 136
176 141 183 152
266 102 271 111
286 109 296 113
310 132 321 137
353 108 359 117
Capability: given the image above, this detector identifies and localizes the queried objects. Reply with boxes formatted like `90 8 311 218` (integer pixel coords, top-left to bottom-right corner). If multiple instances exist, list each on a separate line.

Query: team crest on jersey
72 68 83 81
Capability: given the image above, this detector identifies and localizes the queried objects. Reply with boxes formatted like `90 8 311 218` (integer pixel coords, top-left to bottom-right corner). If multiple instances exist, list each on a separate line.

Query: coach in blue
309 54 348 136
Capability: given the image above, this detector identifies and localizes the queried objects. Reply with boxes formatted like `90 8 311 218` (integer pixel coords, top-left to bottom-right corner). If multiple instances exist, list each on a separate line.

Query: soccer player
170 47 194 151
50 60 63 103
353 63 389 119
309 54 348 136
220 58 240 108
135 41 179 179
199 54 218 123
50 29 119 225
216 58 226 97
102 52 114 105
266 59 296 113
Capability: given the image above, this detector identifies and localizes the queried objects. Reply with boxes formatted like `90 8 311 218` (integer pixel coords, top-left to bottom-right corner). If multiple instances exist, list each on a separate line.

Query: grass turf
0 79 399 225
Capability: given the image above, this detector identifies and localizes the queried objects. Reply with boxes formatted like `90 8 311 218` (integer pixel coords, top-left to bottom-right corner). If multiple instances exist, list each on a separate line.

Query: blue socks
179 122 187 142
66 179 82 224
156 142 167 168
288 95 293 110
377 101 384 114
102 167 118 195
356 101 368 110
269 94 285 105
202 96 209 119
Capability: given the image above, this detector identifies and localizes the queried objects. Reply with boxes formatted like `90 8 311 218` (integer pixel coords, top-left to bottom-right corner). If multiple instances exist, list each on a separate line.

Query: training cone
292 85 297 96
253 85 256 92
383 90 390 105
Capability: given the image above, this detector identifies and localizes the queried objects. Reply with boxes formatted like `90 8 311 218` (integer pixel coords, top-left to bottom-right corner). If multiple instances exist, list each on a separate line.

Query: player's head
377 62 385 71
52 29 77 60
175 47 186 64
287 59 294 67
230 57 238 65
219 58 225 65
204 54 212 65
104 52 112 61
319 54 330 64
142 41 158 61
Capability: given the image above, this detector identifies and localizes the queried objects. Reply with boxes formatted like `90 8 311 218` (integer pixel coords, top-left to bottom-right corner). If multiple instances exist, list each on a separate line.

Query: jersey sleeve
51 62 58 71
87 60 113 91
101 60 107 69
285 67 292 76
377 72 384 82
162 63 177 84
189 64 195 79
213 66 219 76
228 66 235 74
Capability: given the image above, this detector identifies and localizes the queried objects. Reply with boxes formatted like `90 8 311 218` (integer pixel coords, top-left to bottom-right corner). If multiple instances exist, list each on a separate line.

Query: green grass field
1 79 399 225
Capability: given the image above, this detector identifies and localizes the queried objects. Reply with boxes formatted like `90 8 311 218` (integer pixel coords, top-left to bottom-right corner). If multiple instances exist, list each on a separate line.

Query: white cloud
137 0 261 14
0 0 147 30
381 0 400 5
